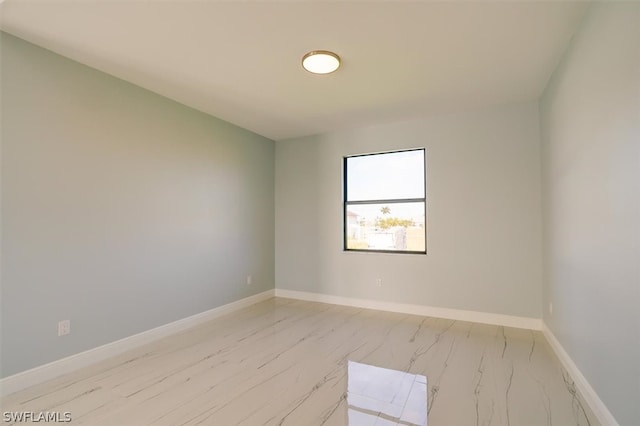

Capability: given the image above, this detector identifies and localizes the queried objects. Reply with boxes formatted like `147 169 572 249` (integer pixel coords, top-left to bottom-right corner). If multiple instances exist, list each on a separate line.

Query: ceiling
0 1 588 141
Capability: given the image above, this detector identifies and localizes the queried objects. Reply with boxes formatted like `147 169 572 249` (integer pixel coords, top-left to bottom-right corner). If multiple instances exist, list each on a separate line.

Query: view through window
344 149 426 253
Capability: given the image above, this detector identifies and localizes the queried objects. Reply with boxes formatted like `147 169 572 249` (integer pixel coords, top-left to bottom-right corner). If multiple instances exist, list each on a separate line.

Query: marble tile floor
1 298 598 425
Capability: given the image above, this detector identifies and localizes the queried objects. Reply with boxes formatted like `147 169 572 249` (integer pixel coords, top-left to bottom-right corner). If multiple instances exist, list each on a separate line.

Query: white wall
1 33 275 377
276 102 543 319
540 3 640 424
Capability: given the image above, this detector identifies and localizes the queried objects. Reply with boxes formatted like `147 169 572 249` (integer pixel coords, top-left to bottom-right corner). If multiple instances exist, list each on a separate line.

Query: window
344 149 426 254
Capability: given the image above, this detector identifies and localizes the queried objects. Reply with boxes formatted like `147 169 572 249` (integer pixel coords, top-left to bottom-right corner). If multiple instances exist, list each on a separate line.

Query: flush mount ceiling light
302 50 341 74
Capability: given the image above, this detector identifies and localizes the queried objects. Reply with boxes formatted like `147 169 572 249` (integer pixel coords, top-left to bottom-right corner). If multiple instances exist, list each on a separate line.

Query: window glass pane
346 150 424 201
346 202 425 252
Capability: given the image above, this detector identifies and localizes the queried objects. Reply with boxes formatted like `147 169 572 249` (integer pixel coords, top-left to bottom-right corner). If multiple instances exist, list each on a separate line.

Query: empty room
1 1 638 425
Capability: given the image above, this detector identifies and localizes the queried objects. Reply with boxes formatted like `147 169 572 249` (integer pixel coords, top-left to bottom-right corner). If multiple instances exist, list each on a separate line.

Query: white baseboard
275 289 542 330
0 289 275 397
542 323 619 426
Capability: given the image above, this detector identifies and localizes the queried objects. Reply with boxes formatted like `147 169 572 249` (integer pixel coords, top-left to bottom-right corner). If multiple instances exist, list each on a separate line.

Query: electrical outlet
58 320 71 336
376 278 382 287
247 275 252 285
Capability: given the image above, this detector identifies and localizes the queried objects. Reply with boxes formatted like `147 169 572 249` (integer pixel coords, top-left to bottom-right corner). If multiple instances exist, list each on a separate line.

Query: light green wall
540 3 640 424
276 102 543 319
0 33 275 377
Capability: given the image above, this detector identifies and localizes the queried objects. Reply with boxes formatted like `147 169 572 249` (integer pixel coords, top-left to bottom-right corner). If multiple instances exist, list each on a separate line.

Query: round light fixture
302 50 340 74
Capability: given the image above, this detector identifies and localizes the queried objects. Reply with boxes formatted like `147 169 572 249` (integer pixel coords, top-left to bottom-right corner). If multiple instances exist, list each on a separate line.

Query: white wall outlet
58 320 71 336
247 275 252 285
549 302 553 315
376 278 382 287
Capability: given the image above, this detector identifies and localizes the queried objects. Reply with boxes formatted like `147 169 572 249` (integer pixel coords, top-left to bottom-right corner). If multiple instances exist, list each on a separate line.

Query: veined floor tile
1 298 598 425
